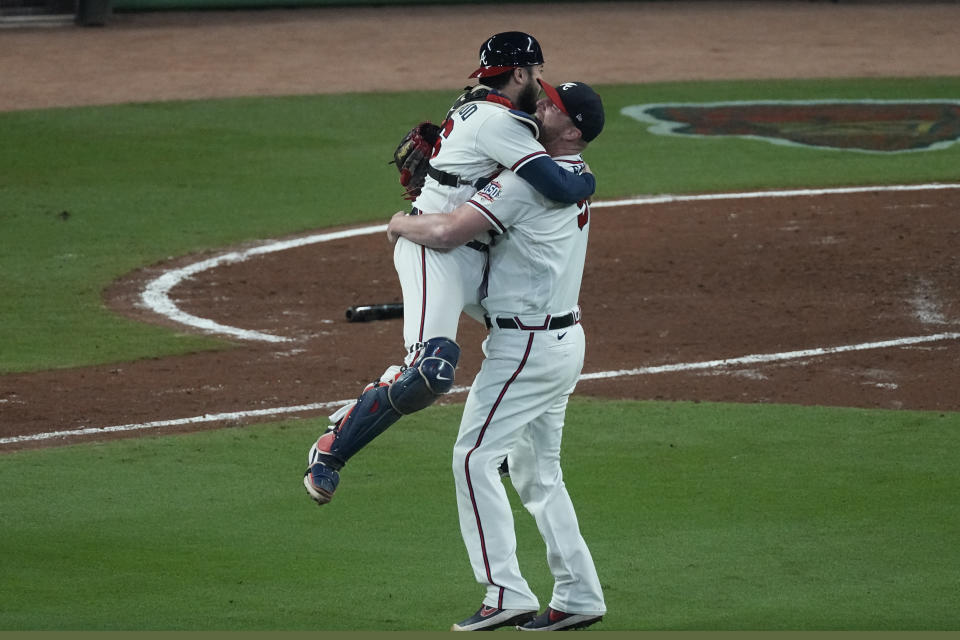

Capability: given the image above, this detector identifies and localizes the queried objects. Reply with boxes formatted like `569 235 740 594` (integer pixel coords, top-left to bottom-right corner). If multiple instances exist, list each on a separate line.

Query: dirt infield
4 1 960 112
2 2 960 450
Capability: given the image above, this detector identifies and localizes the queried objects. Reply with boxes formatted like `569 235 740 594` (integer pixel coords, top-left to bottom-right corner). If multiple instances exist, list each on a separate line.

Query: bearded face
515 72 541 114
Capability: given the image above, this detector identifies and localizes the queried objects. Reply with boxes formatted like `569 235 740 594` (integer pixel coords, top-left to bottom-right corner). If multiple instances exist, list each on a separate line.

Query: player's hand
581 163 594 203
386 211 406 244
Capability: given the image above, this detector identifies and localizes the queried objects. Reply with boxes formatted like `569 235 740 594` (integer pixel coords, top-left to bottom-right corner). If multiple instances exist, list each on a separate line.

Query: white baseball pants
452 322 606 615
393 237 487 364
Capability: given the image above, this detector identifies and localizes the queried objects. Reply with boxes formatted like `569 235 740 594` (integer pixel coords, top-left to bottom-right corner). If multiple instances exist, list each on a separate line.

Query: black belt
427 165 492 191
409 207 488 253
484 311 579 331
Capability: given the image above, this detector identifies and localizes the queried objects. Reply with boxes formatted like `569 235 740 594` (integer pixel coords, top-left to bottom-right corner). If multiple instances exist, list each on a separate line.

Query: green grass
1 93 441 372
594 77 960 195
1 399 958 630
3 76 960 632
2 77 960 372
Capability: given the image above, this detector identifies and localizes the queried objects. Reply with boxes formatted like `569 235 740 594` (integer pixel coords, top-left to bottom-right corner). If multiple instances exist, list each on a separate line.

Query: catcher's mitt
390 121 440 201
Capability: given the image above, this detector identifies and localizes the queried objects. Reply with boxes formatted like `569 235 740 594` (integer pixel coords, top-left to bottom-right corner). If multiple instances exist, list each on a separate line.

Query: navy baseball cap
539 80 605 142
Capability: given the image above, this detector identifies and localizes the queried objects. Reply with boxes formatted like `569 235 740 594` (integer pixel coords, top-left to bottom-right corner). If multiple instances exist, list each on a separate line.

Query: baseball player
304 33 598 506
387 81 607 632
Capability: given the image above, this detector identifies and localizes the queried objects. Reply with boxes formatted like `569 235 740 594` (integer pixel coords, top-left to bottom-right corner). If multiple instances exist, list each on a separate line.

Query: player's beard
516 79 540 114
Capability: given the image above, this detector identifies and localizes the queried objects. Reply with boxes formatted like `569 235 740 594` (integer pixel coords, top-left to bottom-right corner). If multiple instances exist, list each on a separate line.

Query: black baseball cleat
303 462 340 505
517 607 603 631
451 605 537 631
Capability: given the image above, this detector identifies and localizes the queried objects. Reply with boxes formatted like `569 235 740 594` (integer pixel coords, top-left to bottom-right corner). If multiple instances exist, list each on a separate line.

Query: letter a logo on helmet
469 31 544 79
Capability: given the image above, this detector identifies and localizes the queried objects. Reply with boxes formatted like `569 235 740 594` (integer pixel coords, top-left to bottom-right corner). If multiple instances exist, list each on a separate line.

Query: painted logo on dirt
621 100 960 153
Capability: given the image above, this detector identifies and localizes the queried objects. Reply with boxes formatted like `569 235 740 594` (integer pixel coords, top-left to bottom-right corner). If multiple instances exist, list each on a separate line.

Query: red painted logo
480 606 499 617
622 100 960 153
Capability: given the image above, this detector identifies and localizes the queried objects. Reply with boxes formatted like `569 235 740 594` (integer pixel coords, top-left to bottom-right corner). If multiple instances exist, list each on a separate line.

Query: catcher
304 32 597 509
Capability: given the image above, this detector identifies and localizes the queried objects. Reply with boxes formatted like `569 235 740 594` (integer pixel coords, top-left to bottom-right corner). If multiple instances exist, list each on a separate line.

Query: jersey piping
463 332 535 589
510 150 549 172
466 200 507 235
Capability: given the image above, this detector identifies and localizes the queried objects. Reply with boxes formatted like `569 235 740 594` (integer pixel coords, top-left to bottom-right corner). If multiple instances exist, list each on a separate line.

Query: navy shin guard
317 383 400 470
389 337 459 413
316 337 460 469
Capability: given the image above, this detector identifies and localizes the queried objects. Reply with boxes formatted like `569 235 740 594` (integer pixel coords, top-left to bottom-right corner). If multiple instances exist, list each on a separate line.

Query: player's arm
514 156 595 204
387 206 494 250
481 113 595 204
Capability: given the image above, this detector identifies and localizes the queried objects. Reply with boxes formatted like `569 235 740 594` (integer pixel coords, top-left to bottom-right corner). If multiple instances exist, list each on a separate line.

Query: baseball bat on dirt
345 302 404 323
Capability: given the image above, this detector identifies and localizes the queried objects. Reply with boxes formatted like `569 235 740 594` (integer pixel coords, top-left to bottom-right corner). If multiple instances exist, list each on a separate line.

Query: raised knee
389 337 460 414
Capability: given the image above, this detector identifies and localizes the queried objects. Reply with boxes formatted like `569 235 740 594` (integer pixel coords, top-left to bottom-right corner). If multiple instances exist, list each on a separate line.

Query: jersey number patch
577 200 590 230
432 118 455 159
432 105 479 159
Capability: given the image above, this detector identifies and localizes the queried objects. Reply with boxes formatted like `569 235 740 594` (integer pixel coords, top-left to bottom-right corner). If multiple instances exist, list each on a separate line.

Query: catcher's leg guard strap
389 337 460 414
320 383 402 469
317 338 460 468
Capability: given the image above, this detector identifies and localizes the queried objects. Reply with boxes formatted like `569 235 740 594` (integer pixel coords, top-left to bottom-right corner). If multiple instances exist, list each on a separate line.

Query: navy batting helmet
469 32 544 79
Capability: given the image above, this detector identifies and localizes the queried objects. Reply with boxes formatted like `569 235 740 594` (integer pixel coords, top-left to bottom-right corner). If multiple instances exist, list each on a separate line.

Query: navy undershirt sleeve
514 156 596 204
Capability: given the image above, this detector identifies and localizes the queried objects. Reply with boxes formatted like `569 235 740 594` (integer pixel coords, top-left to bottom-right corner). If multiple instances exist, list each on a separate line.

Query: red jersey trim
510 150 548 172
467 200 506 234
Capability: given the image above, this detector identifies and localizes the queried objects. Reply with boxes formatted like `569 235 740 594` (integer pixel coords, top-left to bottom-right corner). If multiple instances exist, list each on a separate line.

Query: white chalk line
4 330 960 446
0 401 350 446
6 183 959 447
140 225 387 343
140 182 960 344
578 332 960 380
593 182 960 208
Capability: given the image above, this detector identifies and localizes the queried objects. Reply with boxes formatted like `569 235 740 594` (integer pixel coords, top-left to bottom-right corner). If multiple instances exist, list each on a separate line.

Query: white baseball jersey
411 98 548 216
395 95 551 362
467 155 590 319
450 157 606 616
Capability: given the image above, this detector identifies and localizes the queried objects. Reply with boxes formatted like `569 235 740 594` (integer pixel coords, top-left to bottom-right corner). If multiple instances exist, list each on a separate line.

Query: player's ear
564 123 583 142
